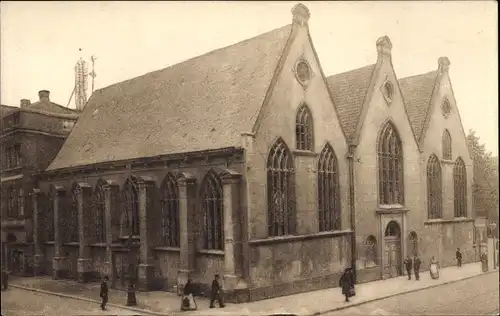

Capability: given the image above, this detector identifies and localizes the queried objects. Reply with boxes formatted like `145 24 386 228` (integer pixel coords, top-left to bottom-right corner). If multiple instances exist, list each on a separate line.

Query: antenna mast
74 48 89 111
89 55 97 94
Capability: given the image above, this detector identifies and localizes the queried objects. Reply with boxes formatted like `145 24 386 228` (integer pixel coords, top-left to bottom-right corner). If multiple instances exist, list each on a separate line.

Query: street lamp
125 232 137 306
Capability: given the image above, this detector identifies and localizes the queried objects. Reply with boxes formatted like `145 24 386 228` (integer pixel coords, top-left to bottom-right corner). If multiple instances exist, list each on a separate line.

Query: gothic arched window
378 122 404 205
161 173 180 247
427 154 442 219
267 138 295 237
68 187 79 242
365 235 377 267
295 104 314 151
201 170 223 250
317 143 341 231
124 177 140 236
94 183 106 243
442 130 452 160
8 187 17 218
453 157 467 217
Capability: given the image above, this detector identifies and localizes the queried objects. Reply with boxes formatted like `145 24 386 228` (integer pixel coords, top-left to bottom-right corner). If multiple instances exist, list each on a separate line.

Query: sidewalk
8 262 498 316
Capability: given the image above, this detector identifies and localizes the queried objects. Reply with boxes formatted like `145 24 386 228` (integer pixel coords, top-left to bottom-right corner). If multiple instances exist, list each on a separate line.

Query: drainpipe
346 144 357 283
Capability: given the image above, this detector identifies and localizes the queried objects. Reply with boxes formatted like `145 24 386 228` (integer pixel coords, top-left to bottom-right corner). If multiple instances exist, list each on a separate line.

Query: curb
9 284 169 316
309 269 499 316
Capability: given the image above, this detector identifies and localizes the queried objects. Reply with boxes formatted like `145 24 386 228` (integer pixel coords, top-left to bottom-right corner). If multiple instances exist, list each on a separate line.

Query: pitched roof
47 25 292 171
398 71 438 140
1 105 18 117
326 64 376 140
28 100 79 116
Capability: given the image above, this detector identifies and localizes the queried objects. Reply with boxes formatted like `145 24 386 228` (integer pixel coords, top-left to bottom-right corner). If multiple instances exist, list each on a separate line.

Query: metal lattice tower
75 57 88 111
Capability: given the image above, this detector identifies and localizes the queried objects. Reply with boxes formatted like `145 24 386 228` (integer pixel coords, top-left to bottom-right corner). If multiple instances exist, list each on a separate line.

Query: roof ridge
398 69 437 82
98 24 293 93
326 63 377 79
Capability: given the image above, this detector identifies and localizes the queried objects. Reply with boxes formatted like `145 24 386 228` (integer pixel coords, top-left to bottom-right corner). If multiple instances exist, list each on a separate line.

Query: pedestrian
456 248 462 267
100 276 109 311
209 274 225 309
404 256 413 280
413 256 421 281
339 268 355 302
480 252 488 272
180 277 197 311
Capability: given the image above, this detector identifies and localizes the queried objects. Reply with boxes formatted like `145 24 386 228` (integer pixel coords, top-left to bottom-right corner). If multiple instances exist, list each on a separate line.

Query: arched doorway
408 231 418 257
384 221 402 278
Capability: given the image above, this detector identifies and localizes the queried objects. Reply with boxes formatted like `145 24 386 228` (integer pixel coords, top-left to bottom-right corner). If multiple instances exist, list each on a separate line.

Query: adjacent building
1 91 79 276
23 3 474 302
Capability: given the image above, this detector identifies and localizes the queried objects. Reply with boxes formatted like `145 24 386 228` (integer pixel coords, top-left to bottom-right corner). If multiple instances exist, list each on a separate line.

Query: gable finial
376 35 392 60
438 57 450 74
291 3 310 26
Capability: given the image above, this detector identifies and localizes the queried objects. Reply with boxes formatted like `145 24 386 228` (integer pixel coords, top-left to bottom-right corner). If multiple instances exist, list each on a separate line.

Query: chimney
291 3 310 26
438 57 450 74
376 35 393 61
38 90 50 102
20 99 31 108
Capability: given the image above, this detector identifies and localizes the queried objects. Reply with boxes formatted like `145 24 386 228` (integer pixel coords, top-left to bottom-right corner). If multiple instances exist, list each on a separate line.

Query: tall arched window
317 143 341 231
267 138 295 237
7 187 17 218
161 173 180 247
46 193 55 242
453 158 467 217
68 187 79 242
427 154 442 219
295 104 314 151
442 130 452 160
378 122 404 205
124 177 140 236
201 170 223 250
94 184 106 243
364 235 377 267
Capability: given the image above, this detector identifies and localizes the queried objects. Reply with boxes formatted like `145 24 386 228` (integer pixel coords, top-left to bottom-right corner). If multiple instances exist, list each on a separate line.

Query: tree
467 130 499 235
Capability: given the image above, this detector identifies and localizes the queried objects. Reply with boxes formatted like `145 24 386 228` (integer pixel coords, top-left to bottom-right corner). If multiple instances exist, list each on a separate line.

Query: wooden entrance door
384 220 402 278
112 251 129 289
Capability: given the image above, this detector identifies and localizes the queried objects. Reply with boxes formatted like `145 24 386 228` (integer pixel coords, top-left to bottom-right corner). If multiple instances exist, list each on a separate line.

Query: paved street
0 287 147 316
322 272 499 316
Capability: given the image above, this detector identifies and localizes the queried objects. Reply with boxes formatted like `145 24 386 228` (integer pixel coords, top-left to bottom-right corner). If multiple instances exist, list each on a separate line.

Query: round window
383 82 394 100
442 100 451 115
296 61 311 83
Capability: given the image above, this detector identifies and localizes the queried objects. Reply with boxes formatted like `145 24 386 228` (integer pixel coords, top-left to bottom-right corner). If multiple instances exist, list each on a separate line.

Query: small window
442 99 452 116
364 235 377 267
383 81 394 101
13 113 20 126
296 60 311 84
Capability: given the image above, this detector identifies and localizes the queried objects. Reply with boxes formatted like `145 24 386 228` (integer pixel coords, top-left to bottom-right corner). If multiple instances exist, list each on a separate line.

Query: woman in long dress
180 278 197 311
429 256 440 279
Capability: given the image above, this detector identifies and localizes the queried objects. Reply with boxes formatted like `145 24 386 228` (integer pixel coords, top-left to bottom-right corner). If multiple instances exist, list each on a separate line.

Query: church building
28 3 474 302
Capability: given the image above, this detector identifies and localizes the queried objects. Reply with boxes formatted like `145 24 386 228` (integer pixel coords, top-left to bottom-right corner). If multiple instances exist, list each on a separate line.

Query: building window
378 122 404 205
453 157 467 217
18 188 24 217
267 138 295 237
161 173 180 248
7 187 18 218
68 189 79 242
124 177 140 236
442 130 452 160
427 154 442 219
382 81 394 104
47 194 55 242
295 104 314 151
12 113 20 126
364 235 377 267
201 170 223 250
94 184 106 243
442 99 452 116
317 143 341 231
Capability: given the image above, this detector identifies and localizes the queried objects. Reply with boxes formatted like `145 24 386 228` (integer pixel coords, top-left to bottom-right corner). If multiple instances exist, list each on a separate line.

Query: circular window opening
442 100 451 116
383 82 394 100
296 61 311 83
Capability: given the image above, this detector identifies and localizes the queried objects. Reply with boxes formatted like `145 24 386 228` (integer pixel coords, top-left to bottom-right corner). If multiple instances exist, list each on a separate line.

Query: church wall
37 154 245 289
245 22 351 297
353 57 422 281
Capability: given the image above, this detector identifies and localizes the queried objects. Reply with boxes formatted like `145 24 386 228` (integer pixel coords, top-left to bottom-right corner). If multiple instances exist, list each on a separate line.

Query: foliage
466 130 499 230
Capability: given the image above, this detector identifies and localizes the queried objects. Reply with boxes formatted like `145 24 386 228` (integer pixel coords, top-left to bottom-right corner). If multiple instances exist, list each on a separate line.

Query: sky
1 1 498 155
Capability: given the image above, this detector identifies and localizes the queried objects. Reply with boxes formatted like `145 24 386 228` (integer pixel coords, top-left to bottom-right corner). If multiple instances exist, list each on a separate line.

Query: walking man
404 256 413 280
413 256 421 281
209 274 225 309
100 276 109 311
456 248 463 267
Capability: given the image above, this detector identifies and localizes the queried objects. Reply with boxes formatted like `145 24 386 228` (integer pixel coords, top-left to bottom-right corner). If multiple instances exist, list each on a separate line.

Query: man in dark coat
209 274 225 308
100 276 109 311
413 256 421 281
339 268 354 302
456 248 462 267
404 256 413 280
